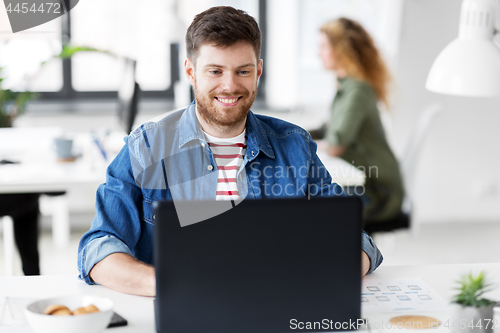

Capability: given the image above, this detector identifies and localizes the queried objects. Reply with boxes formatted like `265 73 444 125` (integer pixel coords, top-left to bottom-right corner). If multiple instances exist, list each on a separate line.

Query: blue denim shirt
77 101 383 284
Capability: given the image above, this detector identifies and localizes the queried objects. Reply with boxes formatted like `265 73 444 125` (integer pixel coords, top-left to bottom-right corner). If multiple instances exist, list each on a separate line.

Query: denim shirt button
251 151 255 156
153 215 156 220
201 142 206 148
207 165 213 171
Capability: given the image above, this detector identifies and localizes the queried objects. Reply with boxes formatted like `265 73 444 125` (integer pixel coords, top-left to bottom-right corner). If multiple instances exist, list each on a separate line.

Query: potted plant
0 67 37 128
449 272 496 333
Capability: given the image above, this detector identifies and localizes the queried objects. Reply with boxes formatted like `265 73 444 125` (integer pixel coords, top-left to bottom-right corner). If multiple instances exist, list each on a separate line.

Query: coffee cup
54 137 74 160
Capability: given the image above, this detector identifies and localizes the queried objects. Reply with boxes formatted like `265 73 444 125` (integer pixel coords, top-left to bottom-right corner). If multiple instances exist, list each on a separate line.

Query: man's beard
194 82 257 129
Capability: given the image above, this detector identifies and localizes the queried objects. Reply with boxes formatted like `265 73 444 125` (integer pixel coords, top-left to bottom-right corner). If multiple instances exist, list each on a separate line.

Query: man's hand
361 251 371 276
89 253 156 296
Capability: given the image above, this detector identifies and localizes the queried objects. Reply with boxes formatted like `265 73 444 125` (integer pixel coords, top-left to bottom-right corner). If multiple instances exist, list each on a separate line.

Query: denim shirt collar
178 101 205 148
245 108 275 160
178 100 276 160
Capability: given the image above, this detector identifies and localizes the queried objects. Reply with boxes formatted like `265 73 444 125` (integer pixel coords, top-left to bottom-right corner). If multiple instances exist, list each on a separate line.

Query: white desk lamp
426 0 500 96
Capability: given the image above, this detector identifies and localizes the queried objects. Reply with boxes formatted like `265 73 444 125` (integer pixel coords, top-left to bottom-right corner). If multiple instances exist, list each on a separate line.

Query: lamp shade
425 38 500 97
426 0 500 97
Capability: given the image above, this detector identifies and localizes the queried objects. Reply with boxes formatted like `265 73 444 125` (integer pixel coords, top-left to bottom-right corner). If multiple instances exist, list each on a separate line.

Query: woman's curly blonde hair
320 17 391 109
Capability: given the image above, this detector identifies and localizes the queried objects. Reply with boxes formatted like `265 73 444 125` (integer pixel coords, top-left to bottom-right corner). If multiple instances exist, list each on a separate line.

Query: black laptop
154 197 363 333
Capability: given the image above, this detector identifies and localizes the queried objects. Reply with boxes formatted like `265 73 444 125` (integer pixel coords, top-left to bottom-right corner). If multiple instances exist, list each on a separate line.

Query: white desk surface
316 152 365 187
364 263 500 332
2 263 500 332
0 127 108 194
0 275 155 332
0 162 105 194
0 127 364 191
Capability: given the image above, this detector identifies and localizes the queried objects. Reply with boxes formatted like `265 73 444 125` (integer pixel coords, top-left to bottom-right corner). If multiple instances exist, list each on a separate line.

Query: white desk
0 127 107 193
0 127 107 248
315 140 365 188
1 263 499 332
0 128 363 189
364 263 500 332
0 128 363 197
317 152 365 187
0 275 155 332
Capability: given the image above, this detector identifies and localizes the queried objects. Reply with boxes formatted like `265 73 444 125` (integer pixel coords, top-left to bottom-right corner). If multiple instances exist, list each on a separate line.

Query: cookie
51 308 72 316
85 305 100 313
72 306 89 315
72 304 100 315
44 304 71 315
44 303 100 316
389 315 440 329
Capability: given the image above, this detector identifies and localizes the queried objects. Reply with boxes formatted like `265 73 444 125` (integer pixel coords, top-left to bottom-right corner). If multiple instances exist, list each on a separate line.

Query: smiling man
77 6 383 296
190 40 259 138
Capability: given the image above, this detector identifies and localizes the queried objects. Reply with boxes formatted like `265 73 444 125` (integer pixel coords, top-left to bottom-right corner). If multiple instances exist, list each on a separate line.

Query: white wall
393 0 500 223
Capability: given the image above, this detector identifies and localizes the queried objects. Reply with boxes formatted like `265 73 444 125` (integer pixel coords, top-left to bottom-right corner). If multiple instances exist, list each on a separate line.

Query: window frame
37 0 267 103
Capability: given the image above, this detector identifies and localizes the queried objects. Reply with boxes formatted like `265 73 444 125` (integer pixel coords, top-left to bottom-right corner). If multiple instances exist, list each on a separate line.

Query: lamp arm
493 0 500 47
494 0 500 31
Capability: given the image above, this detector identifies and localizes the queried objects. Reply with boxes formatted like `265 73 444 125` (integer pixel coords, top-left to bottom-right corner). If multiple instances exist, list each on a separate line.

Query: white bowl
24 295 114 333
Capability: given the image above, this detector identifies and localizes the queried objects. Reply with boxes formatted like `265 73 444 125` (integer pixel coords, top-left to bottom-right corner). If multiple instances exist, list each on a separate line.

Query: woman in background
317 17 404 226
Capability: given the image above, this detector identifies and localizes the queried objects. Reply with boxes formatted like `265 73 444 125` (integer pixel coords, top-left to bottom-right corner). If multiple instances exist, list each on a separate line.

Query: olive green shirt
326 77 404 222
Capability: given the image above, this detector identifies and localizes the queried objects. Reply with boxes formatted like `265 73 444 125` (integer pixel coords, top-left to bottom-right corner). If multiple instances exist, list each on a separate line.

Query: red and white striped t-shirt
203 130 247 201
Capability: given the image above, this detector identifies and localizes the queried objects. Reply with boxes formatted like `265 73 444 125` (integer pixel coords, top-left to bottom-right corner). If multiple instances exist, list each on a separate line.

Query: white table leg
2 216 15 276
51 194 69 249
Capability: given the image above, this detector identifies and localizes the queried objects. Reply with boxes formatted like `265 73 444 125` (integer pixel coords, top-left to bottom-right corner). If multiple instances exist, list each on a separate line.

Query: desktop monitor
117 58 140 134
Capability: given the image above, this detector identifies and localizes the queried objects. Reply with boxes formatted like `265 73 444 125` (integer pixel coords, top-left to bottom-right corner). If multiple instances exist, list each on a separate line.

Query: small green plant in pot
450 272 496 333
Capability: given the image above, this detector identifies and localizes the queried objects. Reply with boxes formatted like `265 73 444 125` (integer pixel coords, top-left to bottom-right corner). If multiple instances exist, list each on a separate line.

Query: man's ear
257 59 263 80
185 59 196 86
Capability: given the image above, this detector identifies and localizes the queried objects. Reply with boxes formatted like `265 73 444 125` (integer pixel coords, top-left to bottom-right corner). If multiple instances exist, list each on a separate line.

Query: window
1 0 266 102
0 15 63 92
70 0 172 92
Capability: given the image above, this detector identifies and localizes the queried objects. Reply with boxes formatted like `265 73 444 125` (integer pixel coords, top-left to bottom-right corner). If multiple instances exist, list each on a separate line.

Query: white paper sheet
0 297 35 332
361 277 449 314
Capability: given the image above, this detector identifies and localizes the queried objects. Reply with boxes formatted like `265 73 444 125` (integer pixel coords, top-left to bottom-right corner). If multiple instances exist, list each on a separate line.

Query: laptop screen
154 197 362 333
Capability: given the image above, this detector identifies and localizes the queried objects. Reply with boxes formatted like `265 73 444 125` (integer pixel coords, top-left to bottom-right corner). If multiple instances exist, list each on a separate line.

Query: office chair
363 211 410 235
367 103 443 247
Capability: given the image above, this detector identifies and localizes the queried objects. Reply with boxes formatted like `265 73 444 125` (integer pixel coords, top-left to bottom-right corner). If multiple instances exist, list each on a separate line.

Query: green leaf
453 272 496 308
57 44 115 59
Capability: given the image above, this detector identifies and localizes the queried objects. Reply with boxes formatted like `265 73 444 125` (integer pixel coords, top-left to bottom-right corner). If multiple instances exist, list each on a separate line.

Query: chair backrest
398 103 443 237
400 103 443 208
366 104 443 238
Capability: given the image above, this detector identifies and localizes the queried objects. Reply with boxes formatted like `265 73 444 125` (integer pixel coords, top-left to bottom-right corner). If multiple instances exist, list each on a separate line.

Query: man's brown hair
186 6 261 64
